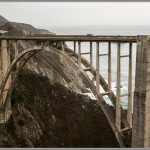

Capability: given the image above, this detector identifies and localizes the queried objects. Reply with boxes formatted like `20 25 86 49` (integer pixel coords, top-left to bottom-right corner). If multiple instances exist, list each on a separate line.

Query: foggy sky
0 2 150 27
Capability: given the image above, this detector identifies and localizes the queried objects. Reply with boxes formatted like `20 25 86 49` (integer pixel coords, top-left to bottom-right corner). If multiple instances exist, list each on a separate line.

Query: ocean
45 25 150 109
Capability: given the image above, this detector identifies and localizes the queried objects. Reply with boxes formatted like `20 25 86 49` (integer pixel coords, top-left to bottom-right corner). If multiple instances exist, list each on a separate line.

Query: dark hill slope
0 15 8 26
0 15 8 22
0 70 119 148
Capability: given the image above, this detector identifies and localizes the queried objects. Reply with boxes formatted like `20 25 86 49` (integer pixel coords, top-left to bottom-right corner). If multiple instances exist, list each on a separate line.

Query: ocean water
46 25 150 109
47 25 150 35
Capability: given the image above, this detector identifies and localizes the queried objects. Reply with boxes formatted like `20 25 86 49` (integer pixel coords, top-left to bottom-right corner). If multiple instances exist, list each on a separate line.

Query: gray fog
0 2 150 27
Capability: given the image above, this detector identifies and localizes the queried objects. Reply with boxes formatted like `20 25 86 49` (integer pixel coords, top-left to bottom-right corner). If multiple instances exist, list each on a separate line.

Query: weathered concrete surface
132 35 150 148
0 35 137 42
24 49 86 94
0 40 12 123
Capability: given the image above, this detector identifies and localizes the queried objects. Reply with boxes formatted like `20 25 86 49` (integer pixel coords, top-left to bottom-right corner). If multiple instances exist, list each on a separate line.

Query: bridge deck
0 35 137 42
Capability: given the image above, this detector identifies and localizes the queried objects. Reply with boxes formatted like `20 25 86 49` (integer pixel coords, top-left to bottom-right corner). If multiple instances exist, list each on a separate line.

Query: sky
0 2 150 28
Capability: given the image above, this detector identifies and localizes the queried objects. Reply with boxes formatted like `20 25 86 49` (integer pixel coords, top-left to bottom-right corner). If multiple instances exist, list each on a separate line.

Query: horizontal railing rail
0 35 137 42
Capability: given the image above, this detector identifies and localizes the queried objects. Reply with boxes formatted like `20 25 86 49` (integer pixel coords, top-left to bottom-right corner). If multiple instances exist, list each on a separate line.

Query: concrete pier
0 40 10 106
0 40 11 123
132 35 150 147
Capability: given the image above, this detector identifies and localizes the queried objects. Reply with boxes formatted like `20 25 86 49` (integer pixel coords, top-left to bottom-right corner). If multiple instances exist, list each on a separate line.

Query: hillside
0 15 9 26
0 70 119 148
38 28 55 35
0 15 53 35
12 22 53 35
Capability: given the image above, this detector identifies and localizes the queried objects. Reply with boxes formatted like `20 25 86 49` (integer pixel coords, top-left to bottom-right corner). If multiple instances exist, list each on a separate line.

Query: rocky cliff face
24 50 86 93
0 15 119 147
0 70 119 148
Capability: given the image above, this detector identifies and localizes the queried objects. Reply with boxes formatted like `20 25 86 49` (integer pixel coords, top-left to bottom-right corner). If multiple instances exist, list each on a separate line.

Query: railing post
132 36 150 147
127 43 132 128
108 42 111 93
116 42 121 131
14 40 19 69
61 41 65 53
7 41 11 80
1 40 8 81
0 40 12 122
78 41 81 69
74 41 76 53
96 42 100 93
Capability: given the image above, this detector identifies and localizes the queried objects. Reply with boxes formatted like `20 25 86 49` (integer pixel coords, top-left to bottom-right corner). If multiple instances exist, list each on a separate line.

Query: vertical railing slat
96 42 100 93
116 42 121 131
108 42 112 93
90 42 93 66
128 43 132 127
74 41 76 53
78 42 81 69
61 41 65 53
14 40 19 69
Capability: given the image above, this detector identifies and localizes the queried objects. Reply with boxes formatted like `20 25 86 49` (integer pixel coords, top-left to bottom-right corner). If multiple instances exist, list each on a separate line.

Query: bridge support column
61 41 65 53
116 42 121 131
1 40 10 105
132 35 150 147
90 42 93 66
78 42 81 69
14 41 19 69
127 43 132 128
96 42 100 93
0 40 11 123
108 42 111 93
74 41 76 53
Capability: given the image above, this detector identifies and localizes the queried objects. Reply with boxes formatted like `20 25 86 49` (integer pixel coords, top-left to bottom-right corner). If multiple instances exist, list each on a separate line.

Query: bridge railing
63 39 136 132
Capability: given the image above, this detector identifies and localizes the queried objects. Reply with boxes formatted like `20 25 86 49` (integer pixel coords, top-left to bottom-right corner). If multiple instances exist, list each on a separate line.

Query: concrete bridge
0 35 149 147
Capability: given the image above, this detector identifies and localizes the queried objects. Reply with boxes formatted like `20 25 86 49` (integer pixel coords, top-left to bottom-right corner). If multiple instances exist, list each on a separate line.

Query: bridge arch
0 45 43 123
